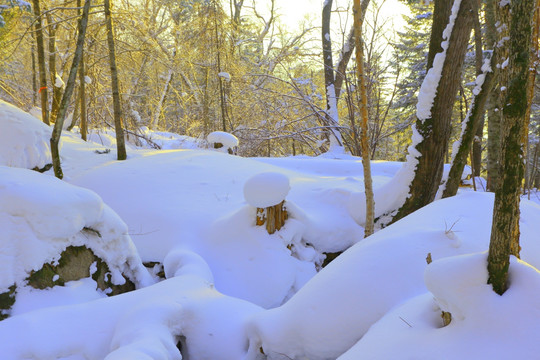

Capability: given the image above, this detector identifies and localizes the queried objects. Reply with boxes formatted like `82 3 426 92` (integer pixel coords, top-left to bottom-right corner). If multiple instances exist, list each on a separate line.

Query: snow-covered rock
0 100 52 169
0 166 153 313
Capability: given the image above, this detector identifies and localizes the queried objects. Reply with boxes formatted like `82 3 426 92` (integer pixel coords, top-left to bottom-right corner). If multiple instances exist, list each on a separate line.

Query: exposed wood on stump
256 200 288 234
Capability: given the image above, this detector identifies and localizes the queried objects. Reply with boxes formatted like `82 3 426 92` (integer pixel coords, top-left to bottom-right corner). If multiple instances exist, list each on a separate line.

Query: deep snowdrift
1 100 540 359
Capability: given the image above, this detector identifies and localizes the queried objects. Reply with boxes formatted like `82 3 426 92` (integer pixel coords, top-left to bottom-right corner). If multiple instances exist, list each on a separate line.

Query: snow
243 172 290 208
1 100 540 359
207 130 239 151
0 166 152 293
339 253 540 359
0 100 52 169
416 0 462 121
217 72 231 82
54 73 65 88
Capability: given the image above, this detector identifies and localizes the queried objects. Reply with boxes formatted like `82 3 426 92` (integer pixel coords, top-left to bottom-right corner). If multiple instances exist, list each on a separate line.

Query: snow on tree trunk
441 56 495 198
322 0 343 152
386 0 474 225
487 0 534 295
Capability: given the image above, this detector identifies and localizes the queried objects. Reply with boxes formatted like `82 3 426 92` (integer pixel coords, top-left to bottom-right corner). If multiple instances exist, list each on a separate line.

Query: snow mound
0 100 52 169
244 172 290 208
207 131 238 152
339 253 540 359
0 166 153 293
246 192 540 360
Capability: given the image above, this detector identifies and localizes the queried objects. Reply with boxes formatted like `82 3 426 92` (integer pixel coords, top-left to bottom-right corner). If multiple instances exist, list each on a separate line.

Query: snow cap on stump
243 172 290 208
207 131 238 154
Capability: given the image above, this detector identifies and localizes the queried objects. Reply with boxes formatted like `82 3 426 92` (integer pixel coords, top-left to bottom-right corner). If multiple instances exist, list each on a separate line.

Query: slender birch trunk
353 0 374 237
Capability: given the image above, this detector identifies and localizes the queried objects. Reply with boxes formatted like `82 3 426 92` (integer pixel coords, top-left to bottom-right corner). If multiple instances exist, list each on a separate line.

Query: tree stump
256 200 288 234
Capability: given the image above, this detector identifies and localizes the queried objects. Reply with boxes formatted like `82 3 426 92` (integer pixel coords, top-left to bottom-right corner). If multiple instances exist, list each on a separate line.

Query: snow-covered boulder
207 131 238 154
0 100 52 170
0 166 153 318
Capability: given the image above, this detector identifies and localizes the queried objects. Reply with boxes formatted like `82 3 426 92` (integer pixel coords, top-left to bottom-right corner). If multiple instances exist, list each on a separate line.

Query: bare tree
353 0 374 236
104 0 127 160
31 0 49 125
50 0 92 179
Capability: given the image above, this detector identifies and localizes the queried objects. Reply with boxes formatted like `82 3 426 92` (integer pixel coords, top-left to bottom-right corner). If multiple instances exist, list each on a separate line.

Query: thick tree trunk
353 0 374 237
487 0 534 295
32 0 49 125
442 53 495 198
50 0 91 179
391 0 475 224
104 0 127 160
487 0 508 192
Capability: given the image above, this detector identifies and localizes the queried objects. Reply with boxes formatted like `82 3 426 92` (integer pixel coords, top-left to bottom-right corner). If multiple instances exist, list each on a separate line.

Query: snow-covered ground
2 99 540 359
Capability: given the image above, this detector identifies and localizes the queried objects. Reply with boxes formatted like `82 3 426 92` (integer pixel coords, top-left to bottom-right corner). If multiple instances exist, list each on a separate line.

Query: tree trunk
487 0 508 192
47 13 62 123
322 0 342 149
353 0 374 237
78 0 88 141
390 0 475 224
442 53 495 198
256 201 288 235
31 39 37 107
151 50 176 130
333 0 370 103
32 0 49 125
50 0 92 179
472 1 484 177
487 0 534 295
104 0 127 160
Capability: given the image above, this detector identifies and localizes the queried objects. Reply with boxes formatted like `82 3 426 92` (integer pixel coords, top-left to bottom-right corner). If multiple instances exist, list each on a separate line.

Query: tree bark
333 0 370 103
50 0 92 179
322 0 342 149
353 0 374 237
47 13 62 123
391 0 475 224
487 0 534 295
487 0 508 192
104 0 127 160
472 0 484 177
442 53 495 198
78 0 87 141
32 0 49 125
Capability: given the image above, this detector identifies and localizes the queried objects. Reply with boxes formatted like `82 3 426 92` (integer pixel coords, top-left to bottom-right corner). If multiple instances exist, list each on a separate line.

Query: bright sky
272 0 411 34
